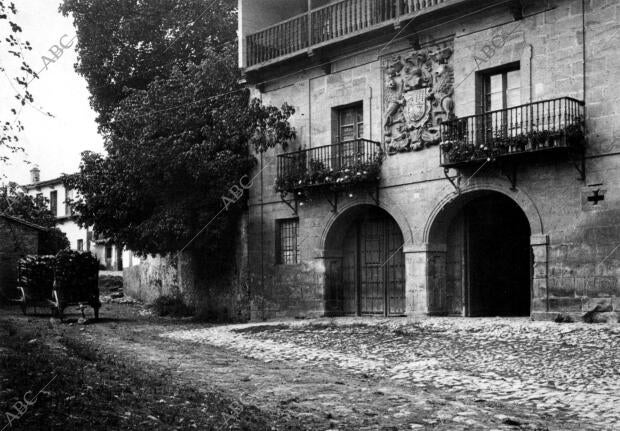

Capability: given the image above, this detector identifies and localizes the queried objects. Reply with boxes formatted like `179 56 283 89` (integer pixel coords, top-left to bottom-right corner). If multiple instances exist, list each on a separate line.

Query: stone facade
243 0 620 321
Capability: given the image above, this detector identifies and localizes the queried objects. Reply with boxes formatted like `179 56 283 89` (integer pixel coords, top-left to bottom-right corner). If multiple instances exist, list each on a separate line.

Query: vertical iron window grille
277 218 299 264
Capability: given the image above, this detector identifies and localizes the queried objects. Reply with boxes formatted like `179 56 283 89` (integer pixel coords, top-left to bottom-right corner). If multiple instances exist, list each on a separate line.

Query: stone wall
123 214 250 321
123 254 180 304
0 218 40 301
246 0 620 321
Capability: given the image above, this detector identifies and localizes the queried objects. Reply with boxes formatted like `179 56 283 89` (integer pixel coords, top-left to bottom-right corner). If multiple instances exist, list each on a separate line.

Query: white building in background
23 166 138 270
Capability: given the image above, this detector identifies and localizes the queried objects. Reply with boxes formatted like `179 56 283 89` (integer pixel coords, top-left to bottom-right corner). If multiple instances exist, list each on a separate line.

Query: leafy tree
0 183 70 254
0 1 37 163
60 0 237 131
62 1 295 266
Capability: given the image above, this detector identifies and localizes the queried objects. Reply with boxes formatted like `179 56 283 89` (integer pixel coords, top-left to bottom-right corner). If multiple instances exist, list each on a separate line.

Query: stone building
240 0 620 320
0 214 46 300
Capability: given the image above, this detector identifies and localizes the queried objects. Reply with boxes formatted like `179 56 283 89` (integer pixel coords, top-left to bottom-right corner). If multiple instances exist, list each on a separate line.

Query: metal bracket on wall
280 192 298 216
443 168 461 194
569 147 586 181
367 184 380 206
501 162 519 191
322 189 339 213
509 0 525 20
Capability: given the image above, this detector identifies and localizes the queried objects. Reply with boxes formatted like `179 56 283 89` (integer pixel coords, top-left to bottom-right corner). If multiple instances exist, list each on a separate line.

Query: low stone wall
123 215 250 322
123 254 180 304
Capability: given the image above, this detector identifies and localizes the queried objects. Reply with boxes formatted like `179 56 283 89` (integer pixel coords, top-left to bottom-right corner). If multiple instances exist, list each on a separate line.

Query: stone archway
422 187 546 317
322 205 406 316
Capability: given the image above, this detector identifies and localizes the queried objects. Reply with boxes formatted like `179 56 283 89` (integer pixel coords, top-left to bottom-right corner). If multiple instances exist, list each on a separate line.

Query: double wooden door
338 213 405 316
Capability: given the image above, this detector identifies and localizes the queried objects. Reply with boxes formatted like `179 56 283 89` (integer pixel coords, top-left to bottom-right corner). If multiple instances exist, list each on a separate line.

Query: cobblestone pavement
164 317 620 430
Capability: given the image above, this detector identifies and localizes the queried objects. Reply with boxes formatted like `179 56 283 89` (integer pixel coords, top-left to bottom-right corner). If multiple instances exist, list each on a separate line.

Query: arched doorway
324 206 405 316
429 191 532 317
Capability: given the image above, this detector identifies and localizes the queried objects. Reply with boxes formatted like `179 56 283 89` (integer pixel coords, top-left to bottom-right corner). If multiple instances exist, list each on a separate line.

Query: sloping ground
0 316 302 430
1 303 619 430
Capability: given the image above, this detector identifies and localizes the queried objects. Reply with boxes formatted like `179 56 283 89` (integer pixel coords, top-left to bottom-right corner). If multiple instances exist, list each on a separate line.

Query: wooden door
341 225 358 315
340 212 405 316
360 218 384 314
385 218 406 315
325 258 344 315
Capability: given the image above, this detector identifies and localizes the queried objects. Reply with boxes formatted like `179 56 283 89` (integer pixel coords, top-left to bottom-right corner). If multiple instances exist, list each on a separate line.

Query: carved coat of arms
382 41 455 154
404 88 431 127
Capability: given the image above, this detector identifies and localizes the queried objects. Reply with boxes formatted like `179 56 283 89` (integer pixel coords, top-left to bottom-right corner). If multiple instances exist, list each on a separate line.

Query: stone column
404 244 447 317
530 234 549 318
314 251 336 317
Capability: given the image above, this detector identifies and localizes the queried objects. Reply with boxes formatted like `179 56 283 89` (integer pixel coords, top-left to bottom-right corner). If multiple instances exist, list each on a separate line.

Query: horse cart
51 250 101 320
14 251 101 320
15 255 56 315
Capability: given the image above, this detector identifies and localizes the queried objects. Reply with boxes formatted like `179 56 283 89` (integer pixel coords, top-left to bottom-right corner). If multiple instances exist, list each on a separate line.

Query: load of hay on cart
15 255 55 315
14 250 100 320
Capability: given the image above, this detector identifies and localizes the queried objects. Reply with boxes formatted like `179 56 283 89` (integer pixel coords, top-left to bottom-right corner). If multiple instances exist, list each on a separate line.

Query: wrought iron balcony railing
246 0 449 68
276 139 383 193
439 97 585 167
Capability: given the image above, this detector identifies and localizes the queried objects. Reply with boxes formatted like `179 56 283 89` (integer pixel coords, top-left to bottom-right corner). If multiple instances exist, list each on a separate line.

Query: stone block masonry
243 0 620 321
0 217 41 301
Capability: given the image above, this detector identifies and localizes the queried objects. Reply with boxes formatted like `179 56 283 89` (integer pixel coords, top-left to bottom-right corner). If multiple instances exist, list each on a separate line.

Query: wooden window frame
476 62 520 115
49 190 58 217
476 62 521 144
332 102 364 144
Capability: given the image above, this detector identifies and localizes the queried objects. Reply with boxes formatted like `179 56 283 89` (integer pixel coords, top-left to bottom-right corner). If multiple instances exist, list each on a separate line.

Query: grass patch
0 321 300 430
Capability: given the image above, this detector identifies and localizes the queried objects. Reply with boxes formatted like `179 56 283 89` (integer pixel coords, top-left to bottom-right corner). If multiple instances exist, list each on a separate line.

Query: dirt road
1 302 618 430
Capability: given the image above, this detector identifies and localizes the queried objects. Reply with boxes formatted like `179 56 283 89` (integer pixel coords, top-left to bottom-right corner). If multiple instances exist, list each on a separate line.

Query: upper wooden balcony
244 0 460 70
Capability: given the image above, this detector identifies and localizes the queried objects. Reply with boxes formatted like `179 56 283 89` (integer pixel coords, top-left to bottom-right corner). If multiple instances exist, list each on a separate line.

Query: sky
0 0 104 185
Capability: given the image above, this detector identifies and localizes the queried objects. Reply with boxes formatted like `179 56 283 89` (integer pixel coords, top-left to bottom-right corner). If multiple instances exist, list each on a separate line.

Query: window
65 189 73 216
334 103 363 143
332 103 364 170
483 67 521 112
478 64 521 140
276 218 299 265
49 190 58 216
105 245 112 259
77 239 84 252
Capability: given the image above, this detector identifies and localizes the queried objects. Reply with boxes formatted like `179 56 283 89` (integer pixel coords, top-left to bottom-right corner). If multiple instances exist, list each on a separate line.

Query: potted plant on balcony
529 129 552 150
493 130 512 156
565 115 585 148
308 159 328 185
513 133 528 153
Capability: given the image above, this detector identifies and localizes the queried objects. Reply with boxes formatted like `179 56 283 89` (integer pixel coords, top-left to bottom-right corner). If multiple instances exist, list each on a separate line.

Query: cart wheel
51 291 63 321
17 287 27 315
